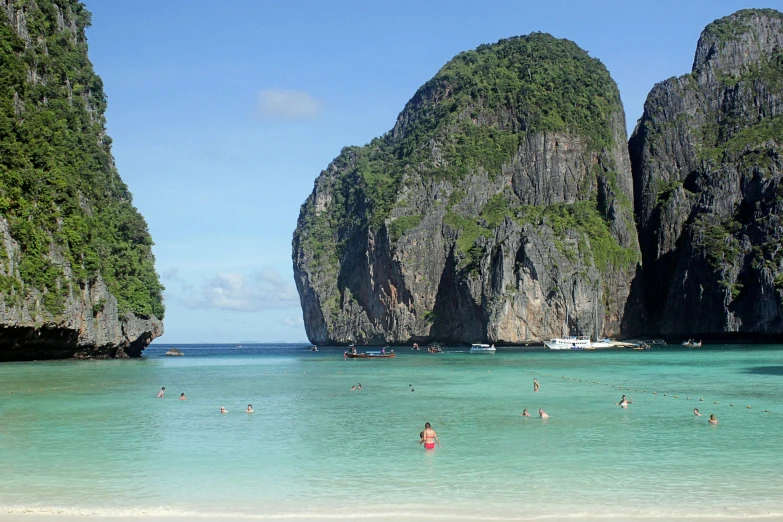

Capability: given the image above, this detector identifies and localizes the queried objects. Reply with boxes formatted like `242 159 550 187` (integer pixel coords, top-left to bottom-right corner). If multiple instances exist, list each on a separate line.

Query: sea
1 343 782 520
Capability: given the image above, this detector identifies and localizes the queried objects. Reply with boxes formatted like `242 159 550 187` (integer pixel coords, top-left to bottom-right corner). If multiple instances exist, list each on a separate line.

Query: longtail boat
344 350 396 359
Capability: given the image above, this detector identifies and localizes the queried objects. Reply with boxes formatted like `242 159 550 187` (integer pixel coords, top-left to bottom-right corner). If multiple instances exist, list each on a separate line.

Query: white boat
591 338 615 349
544 336 592 350
470 343 496 353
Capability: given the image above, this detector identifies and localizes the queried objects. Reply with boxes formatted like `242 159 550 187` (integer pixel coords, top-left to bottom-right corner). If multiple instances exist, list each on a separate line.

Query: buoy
674 396 678 398
765 410 770 413
714 402 718 404
686 397 690 400
747 406 752 409
730 404 734 407
643 390 647 393
653 392 657 394
700 398 704 401
664 394 667 396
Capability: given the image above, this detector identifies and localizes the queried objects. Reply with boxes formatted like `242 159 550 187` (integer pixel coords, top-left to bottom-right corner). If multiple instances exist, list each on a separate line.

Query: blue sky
84 0 774 344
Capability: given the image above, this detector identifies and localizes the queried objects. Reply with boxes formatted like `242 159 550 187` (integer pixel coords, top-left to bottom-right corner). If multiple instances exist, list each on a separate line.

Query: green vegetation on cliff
703 8 783 44
0 1 164 318
296 33 627 272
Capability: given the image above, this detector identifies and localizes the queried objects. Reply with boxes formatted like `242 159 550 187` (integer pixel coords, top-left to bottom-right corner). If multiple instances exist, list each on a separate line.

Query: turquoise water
1 344 782 519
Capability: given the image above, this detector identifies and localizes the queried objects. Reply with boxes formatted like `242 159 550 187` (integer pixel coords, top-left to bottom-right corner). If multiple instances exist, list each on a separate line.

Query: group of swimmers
516 383 719 425
694 408 719 424
519 378 548 418
156 387 254 414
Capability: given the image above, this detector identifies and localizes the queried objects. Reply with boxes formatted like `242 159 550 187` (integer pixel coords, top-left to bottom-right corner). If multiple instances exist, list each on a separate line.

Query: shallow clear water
1 344 782 519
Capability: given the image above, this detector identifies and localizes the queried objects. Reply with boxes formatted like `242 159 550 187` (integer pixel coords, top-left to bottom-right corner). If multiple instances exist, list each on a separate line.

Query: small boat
544 336 592 350
470 343 496 353
412 343 420 350
310 346 318 352
345 350 396 359
681 339 702 348
591 338 615 349
165 348 184 356
428 344 443 353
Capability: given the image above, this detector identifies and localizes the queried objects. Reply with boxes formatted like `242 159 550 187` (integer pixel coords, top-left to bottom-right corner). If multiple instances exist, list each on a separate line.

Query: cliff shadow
744 366 783 376
429 248 483 343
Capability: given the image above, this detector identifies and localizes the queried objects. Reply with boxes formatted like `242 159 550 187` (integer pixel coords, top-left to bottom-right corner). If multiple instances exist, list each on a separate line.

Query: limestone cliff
0 0 163 360
629 9 783 336
293 33 640 345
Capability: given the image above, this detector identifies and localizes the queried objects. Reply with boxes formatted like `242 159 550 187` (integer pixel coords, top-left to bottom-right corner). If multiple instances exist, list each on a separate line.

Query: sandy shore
0 513 779 522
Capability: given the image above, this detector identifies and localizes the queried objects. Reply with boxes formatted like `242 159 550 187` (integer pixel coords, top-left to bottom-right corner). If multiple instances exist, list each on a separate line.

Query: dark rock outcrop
0 0 163 360
294 34 640 345
629 9 783 336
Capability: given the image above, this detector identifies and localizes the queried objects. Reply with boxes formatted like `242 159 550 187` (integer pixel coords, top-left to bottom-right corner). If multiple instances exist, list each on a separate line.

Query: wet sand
0 514 779 522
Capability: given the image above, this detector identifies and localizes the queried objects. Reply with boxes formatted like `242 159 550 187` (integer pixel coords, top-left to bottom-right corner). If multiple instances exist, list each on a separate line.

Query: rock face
0 0 163 360
294 34 640 345
629 9 783 336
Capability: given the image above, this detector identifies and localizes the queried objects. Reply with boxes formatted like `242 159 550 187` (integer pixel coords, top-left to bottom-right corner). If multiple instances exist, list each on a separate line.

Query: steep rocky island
0 0 163 360
294 33 641 345
629 9 783 338
295 8 783 346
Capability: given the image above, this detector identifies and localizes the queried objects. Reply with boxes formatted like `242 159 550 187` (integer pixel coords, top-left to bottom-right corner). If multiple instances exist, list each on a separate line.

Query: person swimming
694 408 702 416
245 404 254 413
709 414 718 424
156 387 165 398
533 378 540 392
420 422 440 449
357 383 362 390
220 407 228 414
615 395 632 408
538 409 549 419
350 385 356 390
521 408 531 417
179 392 187 401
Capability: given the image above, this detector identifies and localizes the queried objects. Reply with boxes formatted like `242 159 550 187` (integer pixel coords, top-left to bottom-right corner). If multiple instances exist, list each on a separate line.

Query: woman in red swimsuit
420 422 441 450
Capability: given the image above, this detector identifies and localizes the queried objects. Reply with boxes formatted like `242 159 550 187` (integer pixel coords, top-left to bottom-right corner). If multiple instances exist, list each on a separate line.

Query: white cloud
186 268 300 312
160 267 180 280
283 317 304 328
257 89 322 120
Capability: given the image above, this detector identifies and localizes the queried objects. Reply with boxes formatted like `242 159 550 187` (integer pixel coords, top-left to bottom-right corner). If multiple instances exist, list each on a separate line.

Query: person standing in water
538 409 549 419
420 422 440 450
521 409 531 417
694 408 702 416
179 393 187 401
220 407 228 414
156 387 165 398
245 404 254 413
709 414 718 424
533 378 539 392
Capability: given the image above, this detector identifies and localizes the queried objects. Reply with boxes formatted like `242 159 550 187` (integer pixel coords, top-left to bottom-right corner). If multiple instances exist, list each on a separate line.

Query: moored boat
165 348 184 356
470 343 496 353
544 336 592 350
345 351 396 359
